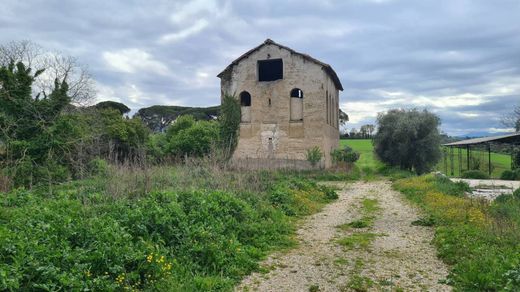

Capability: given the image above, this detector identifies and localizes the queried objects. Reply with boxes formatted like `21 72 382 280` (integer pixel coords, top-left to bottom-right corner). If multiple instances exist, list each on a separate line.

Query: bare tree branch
0 40 96 106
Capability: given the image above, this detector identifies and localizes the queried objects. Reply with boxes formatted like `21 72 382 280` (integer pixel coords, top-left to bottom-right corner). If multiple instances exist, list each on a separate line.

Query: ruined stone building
218 39 343 168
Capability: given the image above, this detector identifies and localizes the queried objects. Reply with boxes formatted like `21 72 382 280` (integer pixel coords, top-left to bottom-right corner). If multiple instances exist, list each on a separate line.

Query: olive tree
374 109 442 174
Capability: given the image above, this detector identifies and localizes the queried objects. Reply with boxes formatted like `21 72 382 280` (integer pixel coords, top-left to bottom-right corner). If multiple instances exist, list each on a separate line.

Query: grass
341 139 512 179
435 147 512 178
340 139 382 170
337 233 379 250
0 163 339 291
394 175 520 290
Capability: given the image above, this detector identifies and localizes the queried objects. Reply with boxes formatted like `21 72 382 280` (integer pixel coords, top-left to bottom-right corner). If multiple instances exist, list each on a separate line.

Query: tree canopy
374 109 442 174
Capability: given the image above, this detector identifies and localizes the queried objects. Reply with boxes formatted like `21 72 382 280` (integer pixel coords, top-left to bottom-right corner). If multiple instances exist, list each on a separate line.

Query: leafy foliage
219 94 241 160
0 169 337 291
135 105 220 132
306 146 323 167
374 109 442 174
165 115 219 157
331 146 360 164
0 61 78 187
94 101 130 115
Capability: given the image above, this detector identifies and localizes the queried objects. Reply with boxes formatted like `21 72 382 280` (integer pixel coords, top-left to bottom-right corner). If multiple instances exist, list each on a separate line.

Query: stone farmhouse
218 39 343 168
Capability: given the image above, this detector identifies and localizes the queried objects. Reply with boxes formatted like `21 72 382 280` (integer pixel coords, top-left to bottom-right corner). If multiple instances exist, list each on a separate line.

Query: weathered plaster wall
220 44 340 168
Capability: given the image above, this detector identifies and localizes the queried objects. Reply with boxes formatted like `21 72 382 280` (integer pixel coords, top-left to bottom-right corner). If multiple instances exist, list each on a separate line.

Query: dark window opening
268 98 271 106
258 59 283 81
240 91 251 106
290 88 303 98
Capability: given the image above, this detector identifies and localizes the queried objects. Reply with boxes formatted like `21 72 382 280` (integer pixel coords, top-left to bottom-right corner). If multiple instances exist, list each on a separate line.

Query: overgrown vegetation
306 146 323 168
0 164 338 291
461 169 490 179
394 175 520 290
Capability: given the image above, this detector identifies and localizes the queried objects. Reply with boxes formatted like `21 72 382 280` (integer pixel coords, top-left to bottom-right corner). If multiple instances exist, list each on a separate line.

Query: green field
436 147 512 178
340 139 512 178
340 139 382 169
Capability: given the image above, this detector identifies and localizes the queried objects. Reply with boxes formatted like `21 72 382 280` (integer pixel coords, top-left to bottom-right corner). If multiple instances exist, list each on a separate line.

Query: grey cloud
1 0 519 135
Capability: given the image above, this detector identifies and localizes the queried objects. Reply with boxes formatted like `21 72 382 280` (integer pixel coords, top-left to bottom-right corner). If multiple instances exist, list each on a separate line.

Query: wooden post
444 147 448 174
466 145 470 171
488 143 492 176
450 146 454 176
458 147 462 176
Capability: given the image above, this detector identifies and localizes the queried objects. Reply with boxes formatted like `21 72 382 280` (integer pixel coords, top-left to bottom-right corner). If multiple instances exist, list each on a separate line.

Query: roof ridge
217 39 343 91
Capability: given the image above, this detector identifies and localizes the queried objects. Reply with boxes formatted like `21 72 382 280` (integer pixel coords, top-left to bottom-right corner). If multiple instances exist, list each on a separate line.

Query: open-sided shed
443 132 520 176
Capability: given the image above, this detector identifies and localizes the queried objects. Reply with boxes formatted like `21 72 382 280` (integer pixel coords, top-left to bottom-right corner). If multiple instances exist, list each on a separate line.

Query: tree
502 104 520 132
339 109 349 127
349 128 358 139
374 109 441 174
0 61 78 186
94 101 131 115
135 105 220 132
366 124 375 138
0 40 95 105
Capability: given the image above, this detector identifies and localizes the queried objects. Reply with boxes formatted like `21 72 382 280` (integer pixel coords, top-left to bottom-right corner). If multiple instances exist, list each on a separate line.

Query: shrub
500 170 518 180
461 170 489 179
513 188 520 200
331 146 360 164
87 158 109 176
374 109 441 174
0 170 336 291
165 116 219 158
306 146 323 167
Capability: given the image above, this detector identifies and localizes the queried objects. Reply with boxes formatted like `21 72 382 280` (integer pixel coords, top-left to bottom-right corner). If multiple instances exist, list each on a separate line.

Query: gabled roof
217 39 343 91
443 132 520 146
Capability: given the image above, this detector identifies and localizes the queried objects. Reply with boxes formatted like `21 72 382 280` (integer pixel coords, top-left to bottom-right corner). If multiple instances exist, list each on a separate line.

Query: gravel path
236 181 451 292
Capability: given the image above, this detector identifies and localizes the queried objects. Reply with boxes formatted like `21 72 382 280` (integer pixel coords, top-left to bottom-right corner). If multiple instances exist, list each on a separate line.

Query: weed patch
394 175 520 290
344 275 374 292
0 166 338 291
337 233 378 250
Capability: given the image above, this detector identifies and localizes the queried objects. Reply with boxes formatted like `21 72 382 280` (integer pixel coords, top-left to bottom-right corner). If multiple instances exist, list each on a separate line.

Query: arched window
240 91 251 106
240 91 251 123
290 88 303 121
290 88 303 98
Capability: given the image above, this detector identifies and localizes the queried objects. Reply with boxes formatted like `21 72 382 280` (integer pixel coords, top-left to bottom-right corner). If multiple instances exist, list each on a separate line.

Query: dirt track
236 181 451 292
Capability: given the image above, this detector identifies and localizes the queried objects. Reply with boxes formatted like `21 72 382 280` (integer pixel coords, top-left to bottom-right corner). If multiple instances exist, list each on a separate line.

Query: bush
513 188 520 200
306 146 323 167
461 170 489 179
87 158 109 176
374 109 441 174
165 116 219 158
500 170 518 180
331 146 360 164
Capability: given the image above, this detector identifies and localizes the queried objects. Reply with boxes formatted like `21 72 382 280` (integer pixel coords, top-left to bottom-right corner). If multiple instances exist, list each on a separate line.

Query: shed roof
443 132 520 147
217 39 343 91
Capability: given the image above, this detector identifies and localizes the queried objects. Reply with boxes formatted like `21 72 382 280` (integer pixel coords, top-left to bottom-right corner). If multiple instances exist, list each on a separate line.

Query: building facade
218 39 343 168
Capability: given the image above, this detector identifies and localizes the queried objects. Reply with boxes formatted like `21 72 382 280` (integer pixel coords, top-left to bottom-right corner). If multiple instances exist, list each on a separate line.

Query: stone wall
220 43 340 168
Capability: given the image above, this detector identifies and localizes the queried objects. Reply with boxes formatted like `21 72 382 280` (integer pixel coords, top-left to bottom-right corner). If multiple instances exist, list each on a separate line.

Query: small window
290 88 303 98
258 59 283 81
240 91 251 106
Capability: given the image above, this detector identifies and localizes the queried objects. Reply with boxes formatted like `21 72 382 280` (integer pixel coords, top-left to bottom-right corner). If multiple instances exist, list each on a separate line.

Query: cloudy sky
2 0 519 136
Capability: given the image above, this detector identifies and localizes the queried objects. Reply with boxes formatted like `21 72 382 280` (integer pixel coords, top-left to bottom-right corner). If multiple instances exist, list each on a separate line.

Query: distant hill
135 105 220 132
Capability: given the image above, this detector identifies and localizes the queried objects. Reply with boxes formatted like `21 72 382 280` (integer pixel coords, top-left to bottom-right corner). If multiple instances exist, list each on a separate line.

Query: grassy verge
0 164 338 291
394 175 520 290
